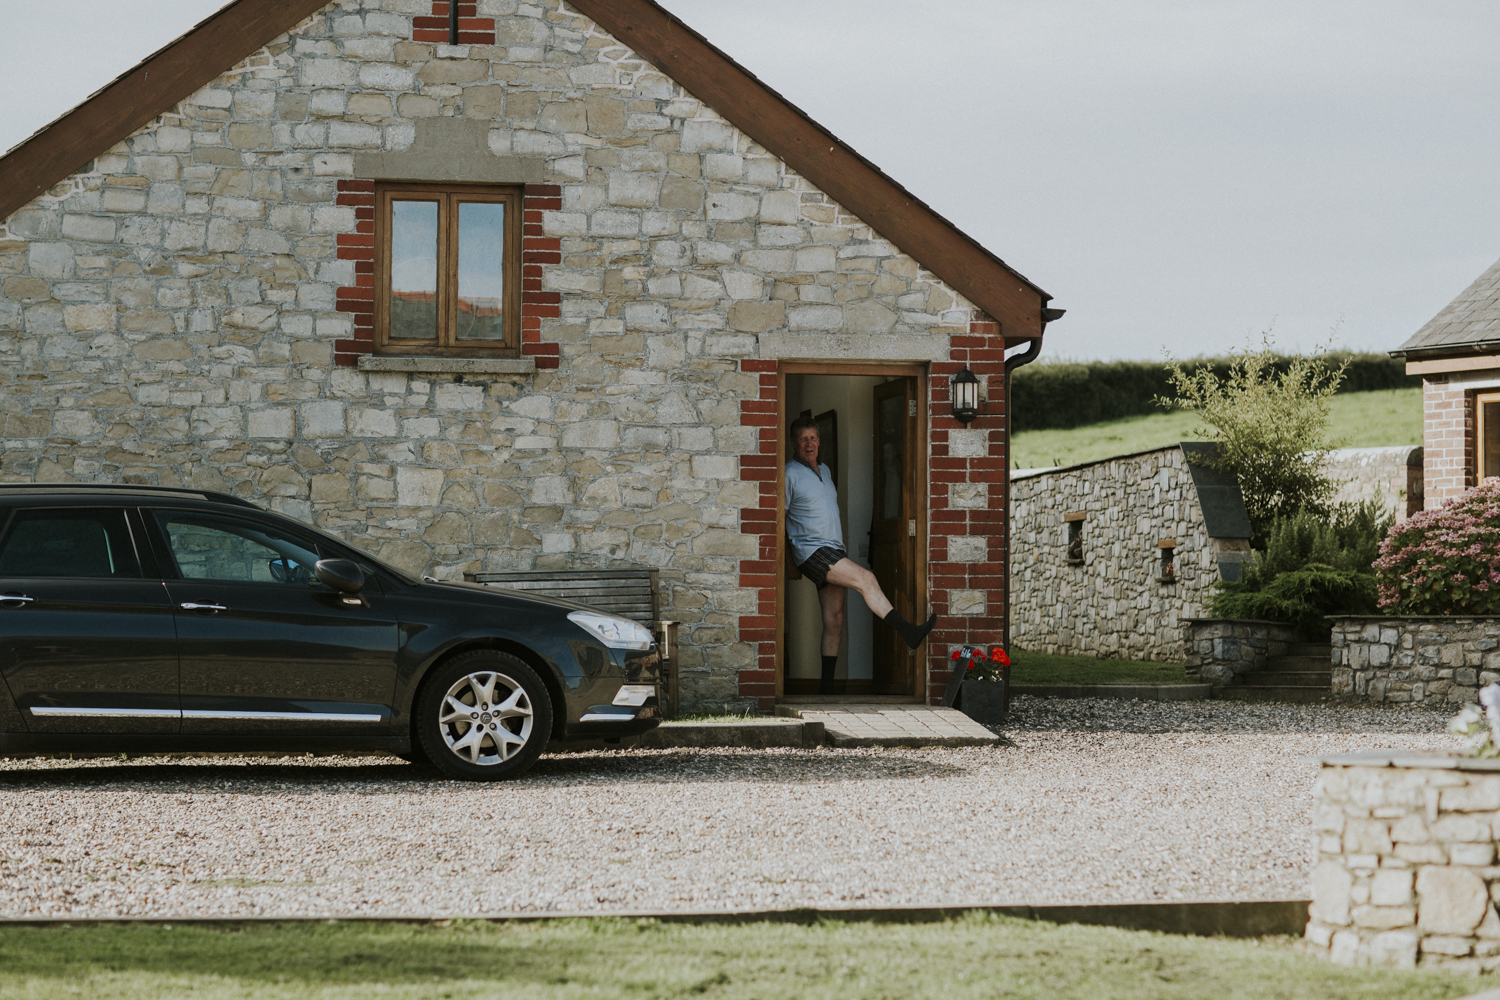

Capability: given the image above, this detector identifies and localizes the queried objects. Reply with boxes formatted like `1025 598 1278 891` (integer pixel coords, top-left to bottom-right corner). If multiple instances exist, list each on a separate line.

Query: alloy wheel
437 670 534 765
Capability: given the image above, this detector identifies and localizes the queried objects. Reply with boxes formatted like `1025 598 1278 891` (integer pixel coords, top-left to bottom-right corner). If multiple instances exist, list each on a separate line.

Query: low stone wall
1331 616 1500 707
1308 752 1500 971
1182 618 1300 685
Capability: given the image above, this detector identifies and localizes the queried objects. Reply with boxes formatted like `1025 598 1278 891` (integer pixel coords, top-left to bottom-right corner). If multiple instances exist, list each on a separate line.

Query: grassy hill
1012 387 1420 470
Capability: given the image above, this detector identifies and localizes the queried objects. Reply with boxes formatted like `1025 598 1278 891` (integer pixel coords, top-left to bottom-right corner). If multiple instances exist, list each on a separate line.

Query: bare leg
823 558 893 619
824 557 935 650
817 583 847 656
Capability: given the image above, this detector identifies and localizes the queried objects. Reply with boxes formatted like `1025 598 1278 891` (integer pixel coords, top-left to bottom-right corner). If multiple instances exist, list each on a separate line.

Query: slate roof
1393 256 1500 357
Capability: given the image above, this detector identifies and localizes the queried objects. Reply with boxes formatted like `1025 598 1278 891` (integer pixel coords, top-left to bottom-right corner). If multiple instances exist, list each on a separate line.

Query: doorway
779 365 926 700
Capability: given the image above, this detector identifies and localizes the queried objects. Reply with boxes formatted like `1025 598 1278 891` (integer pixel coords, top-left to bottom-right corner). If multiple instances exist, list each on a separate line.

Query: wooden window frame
374 182 522 357
1477 391 1500 482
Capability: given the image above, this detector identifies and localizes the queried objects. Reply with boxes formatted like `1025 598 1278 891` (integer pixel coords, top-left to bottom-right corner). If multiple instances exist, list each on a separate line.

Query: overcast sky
2 0 1498 361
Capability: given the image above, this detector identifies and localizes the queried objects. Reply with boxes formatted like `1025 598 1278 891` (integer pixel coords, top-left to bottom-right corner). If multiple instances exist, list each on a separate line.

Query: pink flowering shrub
1375 479 1500 614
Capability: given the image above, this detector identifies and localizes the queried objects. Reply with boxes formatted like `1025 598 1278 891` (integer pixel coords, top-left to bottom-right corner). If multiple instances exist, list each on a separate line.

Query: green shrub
1209 504 1389 634
1010 352 1414 432
1375 479 1500 614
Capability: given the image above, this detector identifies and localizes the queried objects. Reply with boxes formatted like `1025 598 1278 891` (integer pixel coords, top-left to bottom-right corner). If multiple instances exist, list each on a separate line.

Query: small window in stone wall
1064 512 1085 566
375 182 522 357
1158 538 1176 583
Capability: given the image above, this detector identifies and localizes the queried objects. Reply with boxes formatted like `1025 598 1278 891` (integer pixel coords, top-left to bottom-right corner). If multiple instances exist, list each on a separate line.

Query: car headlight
568 610 654 650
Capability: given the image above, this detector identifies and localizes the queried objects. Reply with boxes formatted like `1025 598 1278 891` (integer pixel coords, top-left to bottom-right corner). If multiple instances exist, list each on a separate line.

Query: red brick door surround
737 316 1011 709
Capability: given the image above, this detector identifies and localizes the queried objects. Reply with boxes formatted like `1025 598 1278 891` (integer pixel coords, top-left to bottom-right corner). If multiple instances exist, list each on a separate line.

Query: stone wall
1327 446 1420 520
1331 616 1500 707
1308 753 1500 971
1009 445 1232 661
1182 618 1300 686
0 0 990 711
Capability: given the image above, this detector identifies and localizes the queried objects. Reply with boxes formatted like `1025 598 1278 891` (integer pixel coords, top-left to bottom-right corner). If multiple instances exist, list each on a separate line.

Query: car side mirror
314 558 365 594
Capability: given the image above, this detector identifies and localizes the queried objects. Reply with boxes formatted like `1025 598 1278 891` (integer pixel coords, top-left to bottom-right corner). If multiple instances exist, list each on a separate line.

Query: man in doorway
785 414 936 694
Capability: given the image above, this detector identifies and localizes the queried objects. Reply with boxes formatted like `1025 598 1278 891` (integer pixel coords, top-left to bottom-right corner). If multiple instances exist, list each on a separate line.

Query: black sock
884 609 937 650
820 655 837 694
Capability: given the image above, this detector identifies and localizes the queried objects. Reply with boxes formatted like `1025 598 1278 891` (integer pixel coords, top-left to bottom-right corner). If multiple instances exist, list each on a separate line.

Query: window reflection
457 202 506 341
390 200 439 340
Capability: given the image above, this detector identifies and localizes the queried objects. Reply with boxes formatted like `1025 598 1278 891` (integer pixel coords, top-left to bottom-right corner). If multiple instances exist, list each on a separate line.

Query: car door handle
179 602 227 613
0 593 34 605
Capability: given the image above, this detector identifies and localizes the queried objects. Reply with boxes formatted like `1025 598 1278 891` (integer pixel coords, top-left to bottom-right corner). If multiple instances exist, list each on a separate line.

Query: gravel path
0 698 1460 918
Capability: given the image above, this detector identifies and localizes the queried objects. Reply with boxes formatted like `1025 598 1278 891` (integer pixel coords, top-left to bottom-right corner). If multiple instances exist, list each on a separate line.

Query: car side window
0 508 142 579
153 511 324 586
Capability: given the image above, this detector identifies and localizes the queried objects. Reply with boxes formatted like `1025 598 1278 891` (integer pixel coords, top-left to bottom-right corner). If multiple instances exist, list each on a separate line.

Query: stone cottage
0 0 1061 710
1009 443 1252 661
1395 255 1500 505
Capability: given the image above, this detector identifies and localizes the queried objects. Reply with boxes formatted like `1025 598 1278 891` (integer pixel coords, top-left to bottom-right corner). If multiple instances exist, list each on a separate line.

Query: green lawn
1010 649 1190 686
1013 386 1421 470
0 915 1473 1000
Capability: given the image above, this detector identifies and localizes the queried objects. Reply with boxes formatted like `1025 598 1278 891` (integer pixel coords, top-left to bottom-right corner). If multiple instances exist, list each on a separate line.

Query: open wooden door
870 378 918 694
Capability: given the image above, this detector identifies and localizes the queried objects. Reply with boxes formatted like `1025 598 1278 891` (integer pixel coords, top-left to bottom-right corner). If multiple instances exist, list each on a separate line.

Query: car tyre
414 650 553 781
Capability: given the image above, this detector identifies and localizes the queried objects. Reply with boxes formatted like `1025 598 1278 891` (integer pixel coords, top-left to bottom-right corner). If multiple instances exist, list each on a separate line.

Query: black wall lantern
950 367 981 424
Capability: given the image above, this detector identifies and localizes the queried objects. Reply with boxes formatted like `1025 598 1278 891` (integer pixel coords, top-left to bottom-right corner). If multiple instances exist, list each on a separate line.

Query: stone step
1288 643 1333 658
1266 655 1332 671
1247 671 1331 687
1215 686 1331 704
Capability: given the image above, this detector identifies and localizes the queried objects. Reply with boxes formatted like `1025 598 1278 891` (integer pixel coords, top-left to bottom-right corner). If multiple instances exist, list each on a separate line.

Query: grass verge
1012 386 1420 470
1010 650 1190 686
0 915 1471 1000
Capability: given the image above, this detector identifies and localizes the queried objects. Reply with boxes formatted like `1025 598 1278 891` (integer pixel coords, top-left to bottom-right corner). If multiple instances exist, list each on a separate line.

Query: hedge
1010 353 1416 432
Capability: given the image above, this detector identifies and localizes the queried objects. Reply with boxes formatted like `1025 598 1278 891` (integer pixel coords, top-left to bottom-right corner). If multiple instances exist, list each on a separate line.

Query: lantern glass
951 368 981 424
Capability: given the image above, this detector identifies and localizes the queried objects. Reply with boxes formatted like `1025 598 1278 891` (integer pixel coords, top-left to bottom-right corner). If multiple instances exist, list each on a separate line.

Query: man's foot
884 610 937 650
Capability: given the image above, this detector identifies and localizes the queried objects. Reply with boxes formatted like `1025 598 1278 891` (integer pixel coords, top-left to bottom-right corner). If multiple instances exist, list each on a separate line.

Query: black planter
960 679 1006 725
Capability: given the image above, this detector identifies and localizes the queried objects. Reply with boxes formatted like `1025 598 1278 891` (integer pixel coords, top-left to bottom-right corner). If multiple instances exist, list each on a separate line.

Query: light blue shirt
785 459 844 565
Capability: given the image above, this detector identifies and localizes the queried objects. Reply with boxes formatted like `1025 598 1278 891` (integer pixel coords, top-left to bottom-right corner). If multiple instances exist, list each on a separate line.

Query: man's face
794 427 820 466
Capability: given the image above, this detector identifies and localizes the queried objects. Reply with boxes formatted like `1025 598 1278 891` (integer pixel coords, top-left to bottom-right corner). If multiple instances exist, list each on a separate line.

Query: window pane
0 509 140 578
390 199 439 340
1485 401 1500 480
155 513 322 585
456 201 505 342
879 394 905 520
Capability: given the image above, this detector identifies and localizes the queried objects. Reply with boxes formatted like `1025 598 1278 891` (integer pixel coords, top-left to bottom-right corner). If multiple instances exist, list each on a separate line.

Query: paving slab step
780 704 999 748
1288 643 1333 657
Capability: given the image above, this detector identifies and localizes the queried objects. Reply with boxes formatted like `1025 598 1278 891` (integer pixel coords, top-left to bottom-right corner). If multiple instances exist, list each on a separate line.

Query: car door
145 507 400 735
0 505 179 734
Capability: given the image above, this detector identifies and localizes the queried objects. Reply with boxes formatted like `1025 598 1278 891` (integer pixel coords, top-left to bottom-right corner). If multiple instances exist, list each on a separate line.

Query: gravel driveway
0 698 1460 918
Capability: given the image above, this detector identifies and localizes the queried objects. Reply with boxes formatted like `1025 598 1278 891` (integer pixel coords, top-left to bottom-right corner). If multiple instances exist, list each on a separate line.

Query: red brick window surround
412 2 496 45
335 181 561 370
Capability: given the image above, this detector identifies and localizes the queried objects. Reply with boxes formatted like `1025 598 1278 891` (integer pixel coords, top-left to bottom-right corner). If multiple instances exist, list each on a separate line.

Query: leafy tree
1157 340 1349 540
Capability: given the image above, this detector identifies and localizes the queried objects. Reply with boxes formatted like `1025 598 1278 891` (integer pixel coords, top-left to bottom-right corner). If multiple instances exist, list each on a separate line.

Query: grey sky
2 0 1497 361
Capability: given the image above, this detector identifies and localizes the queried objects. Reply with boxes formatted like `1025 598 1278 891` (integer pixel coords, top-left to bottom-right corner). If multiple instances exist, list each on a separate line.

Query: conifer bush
1375 479 1500 614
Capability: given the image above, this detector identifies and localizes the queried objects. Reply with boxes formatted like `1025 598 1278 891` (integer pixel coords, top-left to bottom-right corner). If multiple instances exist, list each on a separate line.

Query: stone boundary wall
1331 616 1500 707
1326 446 1420 520
1009 446 1216 661
1308 753 1500 971
1182 618 1300 686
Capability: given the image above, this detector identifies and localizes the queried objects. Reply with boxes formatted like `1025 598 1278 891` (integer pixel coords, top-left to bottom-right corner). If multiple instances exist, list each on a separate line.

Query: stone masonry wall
0 0 984 711
1331 616 1500 707
1308 756 1500 971
1182 618 1299 685
1009 446 1217 661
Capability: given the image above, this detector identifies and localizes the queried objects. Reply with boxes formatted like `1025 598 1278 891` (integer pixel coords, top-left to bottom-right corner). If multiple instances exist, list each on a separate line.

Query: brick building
0 0 1060 710
1394 256 1500 506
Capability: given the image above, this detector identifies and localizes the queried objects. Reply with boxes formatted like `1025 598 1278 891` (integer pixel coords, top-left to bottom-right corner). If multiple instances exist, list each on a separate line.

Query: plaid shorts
797 546 847 590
